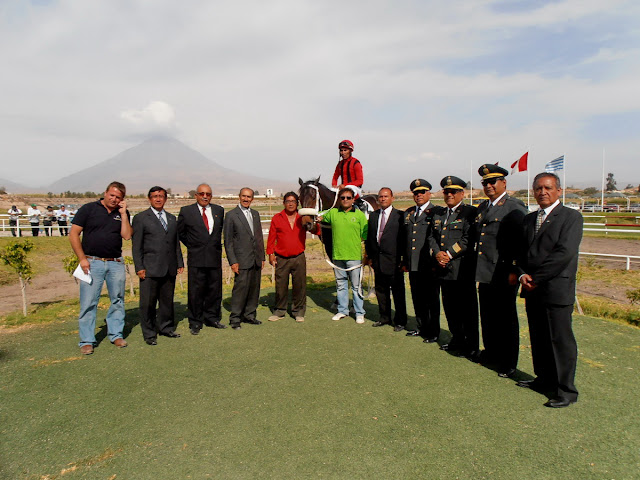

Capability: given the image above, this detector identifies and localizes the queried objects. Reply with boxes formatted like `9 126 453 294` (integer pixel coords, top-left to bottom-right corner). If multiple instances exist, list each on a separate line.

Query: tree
582 187 598 196
62 253 79 284
188 190 196 198
0 240 35 316
625 184 634 190
606 173 617 191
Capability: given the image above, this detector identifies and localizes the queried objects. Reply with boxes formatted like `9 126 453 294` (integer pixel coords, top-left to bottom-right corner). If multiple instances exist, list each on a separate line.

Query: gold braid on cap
482 172 505 180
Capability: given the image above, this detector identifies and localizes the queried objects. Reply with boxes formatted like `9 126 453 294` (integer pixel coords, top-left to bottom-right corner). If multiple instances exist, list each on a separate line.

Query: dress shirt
490 191 508 207
198 205 213 234
152 208 167 226
415 201 432 218
538 199 560 217
239 205 254 234
376 205 393 241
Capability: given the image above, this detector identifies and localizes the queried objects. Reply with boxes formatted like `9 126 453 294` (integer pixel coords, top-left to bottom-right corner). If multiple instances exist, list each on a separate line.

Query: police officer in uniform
474 164 527 377
403 179 444 342
429 176 479 360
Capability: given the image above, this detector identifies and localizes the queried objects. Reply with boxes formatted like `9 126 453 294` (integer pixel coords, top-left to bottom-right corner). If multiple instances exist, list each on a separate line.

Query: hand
401 265 408 273
231 263 239 274
269 254 277 267
508 272 518 286
338 184 345 189
261 261 265 270
435 251 450 266
519 273 537 291
118 200 128 215
177 267 184 274
137 270 146 280
80 258 90 275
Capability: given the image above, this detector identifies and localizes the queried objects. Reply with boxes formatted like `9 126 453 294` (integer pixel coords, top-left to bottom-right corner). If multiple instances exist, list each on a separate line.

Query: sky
1 0 639 192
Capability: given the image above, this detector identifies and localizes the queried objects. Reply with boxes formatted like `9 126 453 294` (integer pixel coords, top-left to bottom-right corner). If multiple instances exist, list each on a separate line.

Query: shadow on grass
94 306 141 345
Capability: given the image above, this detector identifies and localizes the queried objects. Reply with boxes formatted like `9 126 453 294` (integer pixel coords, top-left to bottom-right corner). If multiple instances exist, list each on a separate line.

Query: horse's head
298 177 321 232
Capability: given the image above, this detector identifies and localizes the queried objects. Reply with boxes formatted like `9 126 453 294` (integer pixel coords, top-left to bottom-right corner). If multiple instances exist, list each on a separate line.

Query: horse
297 177 378 261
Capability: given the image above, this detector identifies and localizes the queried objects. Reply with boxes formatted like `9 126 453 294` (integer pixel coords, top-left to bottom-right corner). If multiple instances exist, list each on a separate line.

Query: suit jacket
224 206 265 269
365 207 405 276
517 204 583 305
177 203 224 268
474 194 527 284
132 208 184 277
428 204 477 281
403 202 443 272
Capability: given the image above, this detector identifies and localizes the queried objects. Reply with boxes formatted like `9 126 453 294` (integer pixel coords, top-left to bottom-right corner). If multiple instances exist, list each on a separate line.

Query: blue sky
1 0 638 191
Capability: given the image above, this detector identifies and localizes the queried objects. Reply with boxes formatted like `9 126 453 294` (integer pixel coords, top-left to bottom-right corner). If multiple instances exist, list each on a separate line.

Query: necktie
158 212 167 231
378 210 387 242
535 209 546 234
446 208 454 224
245 209 254 234
202 207 209 232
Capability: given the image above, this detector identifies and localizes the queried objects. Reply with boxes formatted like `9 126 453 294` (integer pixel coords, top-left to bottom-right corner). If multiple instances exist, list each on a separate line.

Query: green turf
1 286 639 479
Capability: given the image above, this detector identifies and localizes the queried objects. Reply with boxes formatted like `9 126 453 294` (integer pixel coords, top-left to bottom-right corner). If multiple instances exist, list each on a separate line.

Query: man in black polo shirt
70 181 133 355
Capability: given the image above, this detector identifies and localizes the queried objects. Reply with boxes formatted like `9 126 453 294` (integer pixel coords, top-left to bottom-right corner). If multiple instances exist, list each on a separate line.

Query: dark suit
365 207 407 326
403 202 444 338
132 208 184 341
177 203 225 331
224 206 265 326
517 204 582 401
474 194 527 372
428 204 479 353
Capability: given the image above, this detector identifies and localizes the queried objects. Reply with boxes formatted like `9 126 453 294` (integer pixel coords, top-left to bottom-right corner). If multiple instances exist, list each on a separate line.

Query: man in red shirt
332 140 364 199
266 192 319 323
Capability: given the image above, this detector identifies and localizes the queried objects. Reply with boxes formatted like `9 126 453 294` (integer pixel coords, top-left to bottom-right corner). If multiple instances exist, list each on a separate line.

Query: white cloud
120 101 178 135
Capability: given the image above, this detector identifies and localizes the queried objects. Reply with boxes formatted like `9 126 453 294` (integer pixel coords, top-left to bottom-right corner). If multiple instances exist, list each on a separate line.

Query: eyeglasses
340 196 353 200
481 178 501 186
197 192 212 197
442 189 460 195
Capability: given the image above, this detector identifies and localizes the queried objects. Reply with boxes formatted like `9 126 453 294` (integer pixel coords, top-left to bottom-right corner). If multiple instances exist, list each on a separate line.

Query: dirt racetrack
0 236 638 316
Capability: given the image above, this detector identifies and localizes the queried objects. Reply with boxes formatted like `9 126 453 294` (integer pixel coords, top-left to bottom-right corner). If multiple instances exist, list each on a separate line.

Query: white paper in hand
73 264 92 284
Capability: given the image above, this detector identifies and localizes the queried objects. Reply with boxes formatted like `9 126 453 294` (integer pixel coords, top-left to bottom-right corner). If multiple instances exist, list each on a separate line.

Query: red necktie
202 207 209 232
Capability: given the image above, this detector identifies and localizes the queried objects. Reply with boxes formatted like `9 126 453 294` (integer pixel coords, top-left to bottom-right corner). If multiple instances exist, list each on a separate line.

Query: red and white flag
510 152 528 174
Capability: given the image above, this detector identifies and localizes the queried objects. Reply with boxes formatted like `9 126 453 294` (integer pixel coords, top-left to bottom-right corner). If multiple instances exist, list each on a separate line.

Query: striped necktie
158 212 168 231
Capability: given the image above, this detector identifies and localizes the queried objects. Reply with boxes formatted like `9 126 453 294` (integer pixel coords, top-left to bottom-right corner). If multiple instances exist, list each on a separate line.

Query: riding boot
355 198 367 213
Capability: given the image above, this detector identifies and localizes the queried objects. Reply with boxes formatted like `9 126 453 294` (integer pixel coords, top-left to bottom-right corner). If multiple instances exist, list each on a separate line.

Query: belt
86 255 123 262
275 252 303 259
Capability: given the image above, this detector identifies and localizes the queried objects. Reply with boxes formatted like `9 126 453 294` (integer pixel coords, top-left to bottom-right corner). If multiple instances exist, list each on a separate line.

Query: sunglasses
197 192 212 197
443 189 460 195
340 196 353 200
481 178 502 186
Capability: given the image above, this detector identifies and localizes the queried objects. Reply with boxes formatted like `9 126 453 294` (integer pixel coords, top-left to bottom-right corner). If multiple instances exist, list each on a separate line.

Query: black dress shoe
405 330 420 337
190 328 200 335
244 319 262 325
162 331 181 338
212 322 227 329
145 339 158 345
372 321 390 327
231 324 242 330
422 337 438 344
544 397 576 408
497 368 516 378
393 325 405 332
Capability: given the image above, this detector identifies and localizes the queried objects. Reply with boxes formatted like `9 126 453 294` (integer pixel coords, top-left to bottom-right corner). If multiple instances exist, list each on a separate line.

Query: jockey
332 140 364 201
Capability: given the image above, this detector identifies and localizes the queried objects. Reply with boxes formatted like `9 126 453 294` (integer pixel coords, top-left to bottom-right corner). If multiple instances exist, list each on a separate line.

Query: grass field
1 284 639 479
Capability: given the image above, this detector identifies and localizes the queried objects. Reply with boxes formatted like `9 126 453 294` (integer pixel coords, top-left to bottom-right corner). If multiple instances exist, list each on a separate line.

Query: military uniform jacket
428 204 477 281
474 194 527 284
403 202 444 273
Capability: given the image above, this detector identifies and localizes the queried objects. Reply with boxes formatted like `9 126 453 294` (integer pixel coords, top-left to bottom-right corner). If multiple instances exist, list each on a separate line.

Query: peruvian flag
511 152 528 174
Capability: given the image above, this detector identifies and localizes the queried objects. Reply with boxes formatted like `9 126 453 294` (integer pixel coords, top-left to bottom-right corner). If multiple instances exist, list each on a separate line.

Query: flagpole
563 151 566 204
469 160 473 204
527 146 531 209
601 148 605 212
